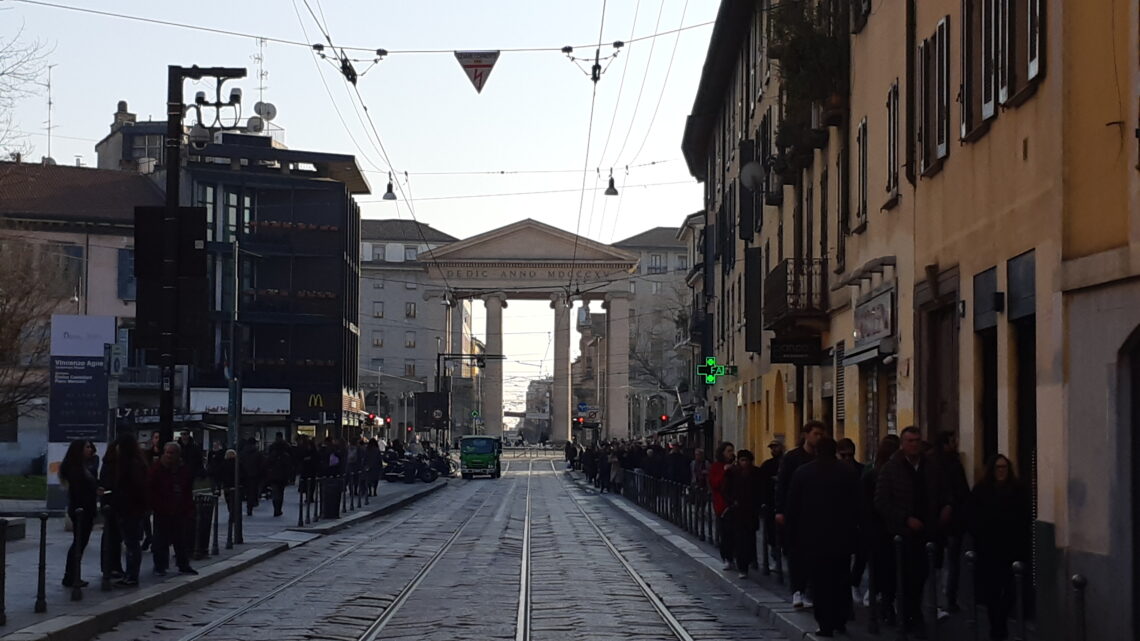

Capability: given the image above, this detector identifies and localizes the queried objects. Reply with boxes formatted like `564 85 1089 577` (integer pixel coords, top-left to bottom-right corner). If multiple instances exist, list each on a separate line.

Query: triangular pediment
428 219 637 264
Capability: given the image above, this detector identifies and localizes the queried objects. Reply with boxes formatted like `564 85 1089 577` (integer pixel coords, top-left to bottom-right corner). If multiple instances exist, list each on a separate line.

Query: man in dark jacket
932 430 970 613
776 419 828 607
724 449 765 578
147 442 196 576
788 437 860 637
874 426 949 638
239 438 264 516
265 434 294 517
757 440 784 564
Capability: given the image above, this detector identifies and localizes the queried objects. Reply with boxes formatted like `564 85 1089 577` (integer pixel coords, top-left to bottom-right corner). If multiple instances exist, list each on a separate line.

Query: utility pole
228 235 243 542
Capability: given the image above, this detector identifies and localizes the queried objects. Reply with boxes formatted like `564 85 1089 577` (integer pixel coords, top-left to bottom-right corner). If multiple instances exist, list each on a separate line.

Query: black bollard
1012 561 1026 641
895 535 907 641
0 519 7 625
297 482 305 527
926 542 939 641
773 523 784 584
313 478 322 523
1071 574 1087 641
964 551 978 641
225 490 234 550
341 473 348 514
100 507 112 592
211 495 220 556
69 508 83 601
35 513 47 613
868 543 880 634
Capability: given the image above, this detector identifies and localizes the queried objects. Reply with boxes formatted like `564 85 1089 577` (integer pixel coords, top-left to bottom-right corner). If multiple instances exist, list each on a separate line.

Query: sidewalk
568 470 1036 641
0 479 446 641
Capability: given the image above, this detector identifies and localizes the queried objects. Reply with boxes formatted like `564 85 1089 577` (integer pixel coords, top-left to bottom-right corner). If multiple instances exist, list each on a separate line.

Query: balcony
647 265 668 275
763 258 828 332
119 366 162 389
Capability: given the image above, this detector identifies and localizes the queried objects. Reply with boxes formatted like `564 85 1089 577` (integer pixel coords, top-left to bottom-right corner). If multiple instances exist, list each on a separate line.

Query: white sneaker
862 590 871 607
722 560 733 571
802 594 814 609
792 591 805 608
851 587 862 604
737 571 748 579
937 607 950 621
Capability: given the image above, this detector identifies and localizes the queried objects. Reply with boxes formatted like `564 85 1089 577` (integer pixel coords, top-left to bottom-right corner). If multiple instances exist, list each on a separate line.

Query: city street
92 455 786 641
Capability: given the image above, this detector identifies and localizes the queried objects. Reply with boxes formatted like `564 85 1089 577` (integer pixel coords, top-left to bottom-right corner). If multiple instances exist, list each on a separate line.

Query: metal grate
834 342 846 421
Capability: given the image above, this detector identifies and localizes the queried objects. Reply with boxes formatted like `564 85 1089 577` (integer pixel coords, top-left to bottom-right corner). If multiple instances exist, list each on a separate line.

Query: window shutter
998 0 1011 104
1027 0 1042 80
937 17 950 159
982 0 997 119
118 248 137 301
961 0 971 139
835 342 846 420
917 40 927 172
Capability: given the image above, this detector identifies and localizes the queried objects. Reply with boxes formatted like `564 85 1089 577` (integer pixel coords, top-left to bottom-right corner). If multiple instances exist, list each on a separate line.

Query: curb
5 479 450 641
566 472 830 641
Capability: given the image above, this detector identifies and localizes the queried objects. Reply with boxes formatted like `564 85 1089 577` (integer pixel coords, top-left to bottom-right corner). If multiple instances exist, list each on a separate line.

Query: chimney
112 100 136 132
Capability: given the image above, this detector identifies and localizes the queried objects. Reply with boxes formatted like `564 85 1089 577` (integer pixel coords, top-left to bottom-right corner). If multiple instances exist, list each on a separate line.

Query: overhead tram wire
605 0 667 170
6 0 712 56
567 0 610 295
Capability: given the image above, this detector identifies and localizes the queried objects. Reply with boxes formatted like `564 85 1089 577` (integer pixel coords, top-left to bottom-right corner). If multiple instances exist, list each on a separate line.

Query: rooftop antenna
252 38 268 106
41 64 58 159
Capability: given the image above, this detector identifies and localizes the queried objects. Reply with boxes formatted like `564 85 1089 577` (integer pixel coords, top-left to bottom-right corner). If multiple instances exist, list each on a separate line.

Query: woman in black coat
968 454 1031 641
724 449 765 578
59 439 98 588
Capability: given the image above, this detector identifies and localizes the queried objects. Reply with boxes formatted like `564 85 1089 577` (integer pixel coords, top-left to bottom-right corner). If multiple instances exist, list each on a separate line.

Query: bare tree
0 235 67 417
628 280 690 391
0 23 51 157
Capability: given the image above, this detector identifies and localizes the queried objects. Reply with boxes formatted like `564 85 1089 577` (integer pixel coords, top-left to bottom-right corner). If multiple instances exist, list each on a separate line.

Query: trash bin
193 494 215 560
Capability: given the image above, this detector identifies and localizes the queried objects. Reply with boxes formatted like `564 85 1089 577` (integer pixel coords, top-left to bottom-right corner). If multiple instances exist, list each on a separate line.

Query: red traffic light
407 425 413 432
368 413 376 421
660 415 669 422
576 417 584 424
385 416 392 424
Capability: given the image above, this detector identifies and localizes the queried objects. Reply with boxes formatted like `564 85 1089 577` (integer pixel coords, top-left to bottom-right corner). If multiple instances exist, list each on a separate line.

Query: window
373 279 384 289
48 243 83 298
405 280 417 290
918 18 951 175
856 117 868 226
405 302 416 318
629 281 636 294
677 254 689 271
0 403 16 443
196 184 215 242
961 0 989 137
649 254 666 274
651 282 662 295
404 360 416 377
886 81 900 198
370 358 384 372
998 0 1044 104
405 331 416 348
371 330 384 347
372 246 385 261
117 248 137 301
130 134 163 163
372 302 384 318
404 246 418 261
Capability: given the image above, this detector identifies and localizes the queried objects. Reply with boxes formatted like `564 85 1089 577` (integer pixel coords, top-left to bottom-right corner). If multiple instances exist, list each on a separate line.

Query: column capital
549 291 571 309
482 292 508 308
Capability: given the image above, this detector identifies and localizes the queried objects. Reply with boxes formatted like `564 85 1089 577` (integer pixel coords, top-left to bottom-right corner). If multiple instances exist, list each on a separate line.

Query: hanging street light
383 171 398 201
604 168 619 196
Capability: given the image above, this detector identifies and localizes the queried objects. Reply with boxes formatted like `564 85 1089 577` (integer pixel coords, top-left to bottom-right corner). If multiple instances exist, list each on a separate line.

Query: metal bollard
211 496 220 556
298 483 305 527
35 514 47 613
964 551 978 641
926 542 938 641
1012 561 1026 641
225 490 234 550
69 508 83 601
341 474 348 514
895 535 907 641
761 505 771 575
1071 574 1088 641
0 518 7 625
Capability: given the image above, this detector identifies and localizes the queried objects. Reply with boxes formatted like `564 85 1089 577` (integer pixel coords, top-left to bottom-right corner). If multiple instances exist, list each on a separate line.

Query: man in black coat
874 426 950 638
724 449 765 578
788 437 860 637
931 430 970 613
757 440 784 563
775 419 828 608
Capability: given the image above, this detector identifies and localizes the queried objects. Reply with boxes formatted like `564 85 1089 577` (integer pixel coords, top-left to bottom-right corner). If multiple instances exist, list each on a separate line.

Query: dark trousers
64 507 94 584
152 514 191 572
717 513 735 563
733 522 758 573
244 481 260 515
871 534 897 615
118 514 143 581
269 481 286 515
944 534 963 606
788 538 809 594
979 560 1016 640
811 555 852 633
900 536 929 631
100 507 123 575
851 546 867 589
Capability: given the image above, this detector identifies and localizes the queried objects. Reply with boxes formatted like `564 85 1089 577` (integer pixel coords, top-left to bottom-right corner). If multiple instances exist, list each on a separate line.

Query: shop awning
842 336 897 367
656 414 702 436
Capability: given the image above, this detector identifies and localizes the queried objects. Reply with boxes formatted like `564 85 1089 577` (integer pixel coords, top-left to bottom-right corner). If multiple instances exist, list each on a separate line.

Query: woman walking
709 441 736 571
968 454 1031 641
59 439 98 588
110 433 149 586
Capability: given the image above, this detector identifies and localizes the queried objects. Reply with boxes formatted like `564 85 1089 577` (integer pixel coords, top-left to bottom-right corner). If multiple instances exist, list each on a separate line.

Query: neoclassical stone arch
421 219 638 440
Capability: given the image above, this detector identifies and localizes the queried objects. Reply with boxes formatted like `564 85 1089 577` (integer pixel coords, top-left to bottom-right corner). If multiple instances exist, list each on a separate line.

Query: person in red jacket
709 441 736 571
148 442 197 576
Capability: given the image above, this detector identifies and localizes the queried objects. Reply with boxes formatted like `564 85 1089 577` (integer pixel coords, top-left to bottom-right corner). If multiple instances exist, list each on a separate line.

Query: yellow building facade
682 0 1139 636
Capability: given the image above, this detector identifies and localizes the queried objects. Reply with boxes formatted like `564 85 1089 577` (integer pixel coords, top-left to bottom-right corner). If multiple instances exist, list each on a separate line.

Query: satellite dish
246 116 265 133
740 160 765 192
254 101 277 121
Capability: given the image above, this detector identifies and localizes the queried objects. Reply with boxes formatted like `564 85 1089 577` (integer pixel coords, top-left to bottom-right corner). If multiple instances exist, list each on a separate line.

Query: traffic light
368 413 376 425
385 416 392 425
576 417 584 424
659 414 669 426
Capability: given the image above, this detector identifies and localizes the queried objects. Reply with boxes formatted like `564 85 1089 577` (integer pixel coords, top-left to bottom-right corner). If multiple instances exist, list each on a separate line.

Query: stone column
551 294 572 442
483 293 506 436
604 293 631 440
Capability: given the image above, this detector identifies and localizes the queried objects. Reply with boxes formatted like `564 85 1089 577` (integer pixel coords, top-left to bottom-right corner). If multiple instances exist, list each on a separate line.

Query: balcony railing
647 265 668 274
763 258 827 330
119 366 162 388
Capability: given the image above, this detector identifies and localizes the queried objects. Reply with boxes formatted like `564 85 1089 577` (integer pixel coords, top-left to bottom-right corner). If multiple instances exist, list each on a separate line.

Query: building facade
682 0 1140 636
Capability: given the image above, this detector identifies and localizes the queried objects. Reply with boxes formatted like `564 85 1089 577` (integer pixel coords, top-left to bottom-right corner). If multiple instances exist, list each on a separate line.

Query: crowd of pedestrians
56 430 420 591
569 420 1033 640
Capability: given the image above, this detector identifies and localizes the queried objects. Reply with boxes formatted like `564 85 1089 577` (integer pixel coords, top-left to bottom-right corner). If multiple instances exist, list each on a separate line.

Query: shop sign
855 289 894 347
770 337 822 364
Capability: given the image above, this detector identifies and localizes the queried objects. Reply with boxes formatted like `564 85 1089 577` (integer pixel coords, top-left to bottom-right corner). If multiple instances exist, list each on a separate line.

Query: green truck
459 435 501 479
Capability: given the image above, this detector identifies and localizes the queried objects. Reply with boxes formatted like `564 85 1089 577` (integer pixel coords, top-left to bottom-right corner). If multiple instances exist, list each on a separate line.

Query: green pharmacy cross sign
697 357 737 384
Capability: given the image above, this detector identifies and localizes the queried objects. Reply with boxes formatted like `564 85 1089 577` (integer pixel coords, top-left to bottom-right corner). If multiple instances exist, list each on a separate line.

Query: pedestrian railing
609 470 719 546
295 470 376 528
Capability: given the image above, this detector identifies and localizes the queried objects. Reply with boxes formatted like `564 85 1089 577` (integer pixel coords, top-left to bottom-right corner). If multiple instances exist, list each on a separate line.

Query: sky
4 0 716 411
